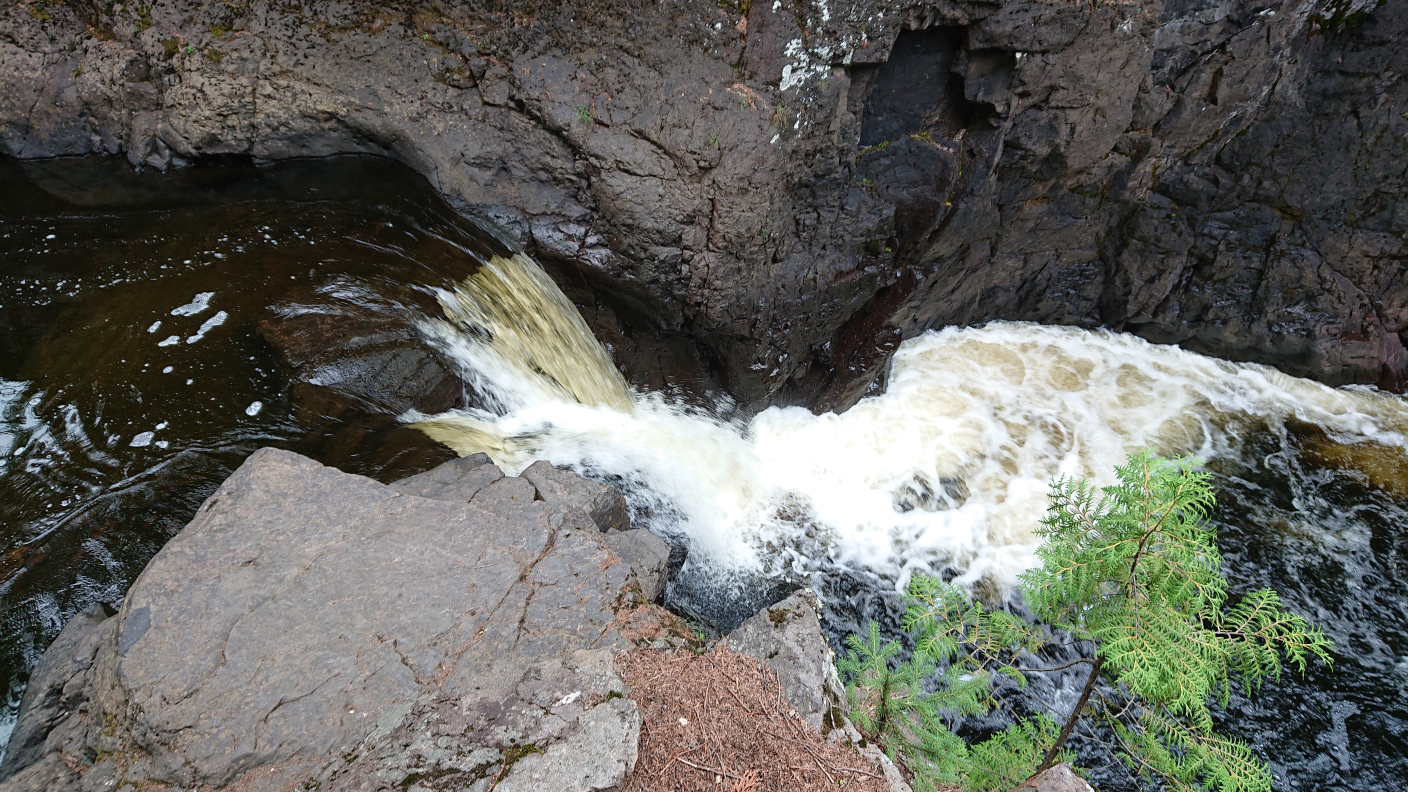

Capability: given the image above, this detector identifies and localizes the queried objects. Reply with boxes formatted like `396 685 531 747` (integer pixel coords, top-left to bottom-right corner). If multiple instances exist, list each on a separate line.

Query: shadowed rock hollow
3 0 1404 409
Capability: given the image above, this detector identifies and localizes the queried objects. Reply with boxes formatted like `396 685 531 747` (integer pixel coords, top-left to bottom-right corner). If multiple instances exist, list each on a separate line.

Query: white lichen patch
780 39 833 92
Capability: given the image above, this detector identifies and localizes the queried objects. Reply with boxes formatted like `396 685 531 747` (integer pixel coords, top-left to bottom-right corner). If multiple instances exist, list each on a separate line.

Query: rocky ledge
0 447 678 792
0 448 1095 792
4 0 1405 407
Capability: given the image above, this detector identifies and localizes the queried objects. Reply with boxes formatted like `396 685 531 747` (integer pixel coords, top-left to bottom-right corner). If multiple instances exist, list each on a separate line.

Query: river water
1 156 1405 790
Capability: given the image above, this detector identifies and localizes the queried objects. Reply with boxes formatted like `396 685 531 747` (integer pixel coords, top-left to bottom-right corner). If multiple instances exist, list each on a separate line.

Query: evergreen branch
845 450 1332 792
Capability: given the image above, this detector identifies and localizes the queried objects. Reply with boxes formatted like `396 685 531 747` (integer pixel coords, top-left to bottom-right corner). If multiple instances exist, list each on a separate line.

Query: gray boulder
723 589 846 733
1010 763 1093 792
522 460 630 534
390 452 502 501
0 448 670 792
600 530 671 604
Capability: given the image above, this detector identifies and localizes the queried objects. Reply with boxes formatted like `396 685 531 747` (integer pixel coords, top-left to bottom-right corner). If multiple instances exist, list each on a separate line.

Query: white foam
245 401 263 417
171 292 214 316
186 311 227 344
147 321 161 334
157 335 180 347
129 432 154 448
418 321 1408 596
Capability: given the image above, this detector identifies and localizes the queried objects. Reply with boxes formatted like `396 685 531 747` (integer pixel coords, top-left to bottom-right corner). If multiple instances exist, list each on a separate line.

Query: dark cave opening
857 26 976 146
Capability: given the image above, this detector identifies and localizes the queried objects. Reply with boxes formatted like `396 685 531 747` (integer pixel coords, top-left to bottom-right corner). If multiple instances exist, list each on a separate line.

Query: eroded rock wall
2 0 1403 407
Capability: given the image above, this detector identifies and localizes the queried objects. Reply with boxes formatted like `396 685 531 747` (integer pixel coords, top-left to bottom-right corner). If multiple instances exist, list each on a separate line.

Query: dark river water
0 156 1404 791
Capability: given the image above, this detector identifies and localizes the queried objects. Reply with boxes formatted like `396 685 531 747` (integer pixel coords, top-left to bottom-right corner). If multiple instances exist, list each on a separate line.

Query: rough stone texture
600 530 670 604
724 589 846 734
2 0 1402 409
0 448 671 792
1010 763 1094 792
493 697 641 792
389 451 502 500
522 460 631 534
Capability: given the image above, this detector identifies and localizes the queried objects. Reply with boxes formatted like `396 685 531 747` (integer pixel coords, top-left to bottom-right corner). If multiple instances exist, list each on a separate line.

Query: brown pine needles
619 646 890 792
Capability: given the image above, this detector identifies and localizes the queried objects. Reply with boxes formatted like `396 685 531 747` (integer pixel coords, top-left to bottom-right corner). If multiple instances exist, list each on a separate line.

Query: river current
1 157 1404 790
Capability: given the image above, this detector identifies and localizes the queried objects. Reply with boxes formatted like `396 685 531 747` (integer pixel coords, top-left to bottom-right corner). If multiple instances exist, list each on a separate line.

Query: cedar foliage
839 450 1334 792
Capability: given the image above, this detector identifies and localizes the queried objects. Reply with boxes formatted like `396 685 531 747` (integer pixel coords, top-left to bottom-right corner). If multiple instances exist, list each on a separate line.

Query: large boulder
0 448 672 792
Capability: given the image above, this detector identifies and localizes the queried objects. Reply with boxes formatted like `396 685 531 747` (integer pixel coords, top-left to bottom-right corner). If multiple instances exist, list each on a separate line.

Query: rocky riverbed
3 0 1405 411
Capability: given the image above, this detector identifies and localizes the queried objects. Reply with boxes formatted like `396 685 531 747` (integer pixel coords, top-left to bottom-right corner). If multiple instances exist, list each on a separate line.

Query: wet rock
3 0 1403 407
724 589 847 733
523 460 631 533
0 448 670 792
1009 763 1093 792
0 605 112 781
256 308 464 482
256 310 462 417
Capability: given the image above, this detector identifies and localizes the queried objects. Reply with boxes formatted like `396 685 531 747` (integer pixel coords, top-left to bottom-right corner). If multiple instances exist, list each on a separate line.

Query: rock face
0 448 670 792
2 0 1403 408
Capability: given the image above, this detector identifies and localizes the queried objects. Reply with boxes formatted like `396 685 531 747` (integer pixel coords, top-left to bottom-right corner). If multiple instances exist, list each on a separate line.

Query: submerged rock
0 448 670 792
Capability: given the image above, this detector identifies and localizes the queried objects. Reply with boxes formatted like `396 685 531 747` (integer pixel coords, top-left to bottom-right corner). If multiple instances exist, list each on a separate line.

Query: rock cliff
2 0 1403 407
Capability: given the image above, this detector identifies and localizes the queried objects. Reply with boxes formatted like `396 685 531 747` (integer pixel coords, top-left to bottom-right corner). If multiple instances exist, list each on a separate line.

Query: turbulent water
411 254 1408 790
1 156 1404 789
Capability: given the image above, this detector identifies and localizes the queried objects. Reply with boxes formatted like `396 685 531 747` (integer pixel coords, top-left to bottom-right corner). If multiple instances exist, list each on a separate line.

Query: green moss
160 37 180 55
209 24 230 37
205 47 225 63
500 743 541 773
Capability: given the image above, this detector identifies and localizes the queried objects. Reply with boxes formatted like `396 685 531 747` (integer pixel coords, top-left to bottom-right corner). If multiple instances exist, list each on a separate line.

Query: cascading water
411 253 1408 611
3 156 1403 789
410 252 1408 790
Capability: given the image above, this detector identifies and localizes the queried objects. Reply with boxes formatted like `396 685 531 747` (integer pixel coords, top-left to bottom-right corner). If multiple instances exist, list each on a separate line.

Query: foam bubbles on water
245 401 263 416
186 311 227 344
129 432 154 448
171 292 214 316
157 336 180 347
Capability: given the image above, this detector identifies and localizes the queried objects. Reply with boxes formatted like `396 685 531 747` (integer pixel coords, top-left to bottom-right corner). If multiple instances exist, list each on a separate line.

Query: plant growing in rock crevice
841 450 1334 792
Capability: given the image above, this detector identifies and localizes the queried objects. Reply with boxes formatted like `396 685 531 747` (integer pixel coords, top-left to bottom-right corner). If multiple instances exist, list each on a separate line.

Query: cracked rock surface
0 448 671 792
2 0 1403 409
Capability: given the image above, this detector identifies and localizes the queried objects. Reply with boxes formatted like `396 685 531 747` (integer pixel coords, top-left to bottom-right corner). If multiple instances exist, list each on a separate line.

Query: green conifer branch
839 449 1334 792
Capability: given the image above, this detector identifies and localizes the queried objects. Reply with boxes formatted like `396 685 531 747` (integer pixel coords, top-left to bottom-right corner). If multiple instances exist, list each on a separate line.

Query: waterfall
408 251 1408 604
